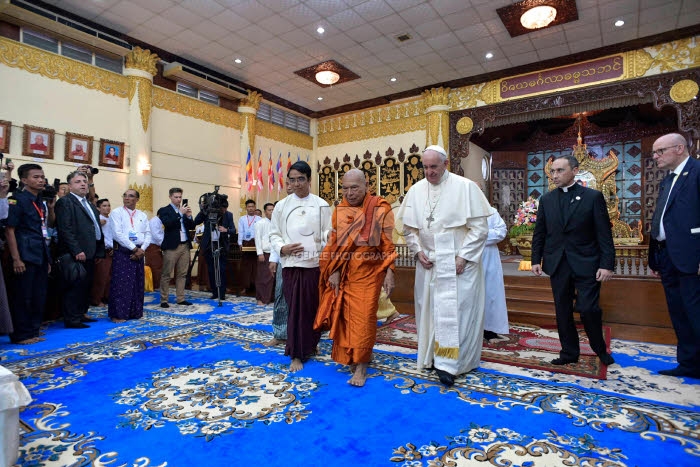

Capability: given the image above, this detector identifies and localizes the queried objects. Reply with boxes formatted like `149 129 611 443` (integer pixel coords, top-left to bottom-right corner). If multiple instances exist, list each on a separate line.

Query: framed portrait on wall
0 120 11 153
23 125 55 159
99 138 124 169
65 132 93 164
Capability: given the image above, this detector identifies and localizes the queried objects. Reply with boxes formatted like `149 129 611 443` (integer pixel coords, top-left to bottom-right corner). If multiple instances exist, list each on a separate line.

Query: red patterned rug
375 317 611 379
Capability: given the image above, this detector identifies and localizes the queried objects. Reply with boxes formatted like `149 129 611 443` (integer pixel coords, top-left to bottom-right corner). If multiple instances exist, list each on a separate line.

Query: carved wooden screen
360 159 378 196
643 155 666 236
337 162 352 201
379 157 401 204
318 165 336 206
403 153 424 194
492 168 526 230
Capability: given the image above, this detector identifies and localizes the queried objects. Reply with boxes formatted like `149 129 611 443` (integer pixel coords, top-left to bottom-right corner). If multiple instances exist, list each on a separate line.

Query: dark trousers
10 262 48 342
63 258 95 326
655 247 700 373
549 257 608 361
205 247 227 299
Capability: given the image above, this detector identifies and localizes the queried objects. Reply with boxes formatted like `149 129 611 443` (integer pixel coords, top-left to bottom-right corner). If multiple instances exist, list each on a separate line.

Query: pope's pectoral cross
426 214 435 228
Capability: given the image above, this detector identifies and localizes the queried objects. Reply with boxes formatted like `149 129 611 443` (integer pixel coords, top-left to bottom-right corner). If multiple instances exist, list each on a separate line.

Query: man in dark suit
531 154 616 366
194 198 235 300
648 133 700 379
55 170 104 328
157 187 194 307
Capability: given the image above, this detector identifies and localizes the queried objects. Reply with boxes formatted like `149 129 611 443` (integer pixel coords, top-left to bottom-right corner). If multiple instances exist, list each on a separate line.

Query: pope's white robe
483 212 509 335
397 171 493 376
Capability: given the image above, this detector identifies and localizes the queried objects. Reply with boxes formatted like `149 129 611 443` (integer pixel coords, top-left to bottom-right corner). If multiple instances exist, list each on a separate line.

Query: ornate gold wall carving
379 157 400 204
318 100 425 147
242 112 256 155
128 76 153 132
256 119 313 150
642 37 699 75
130 182 154 213
0 36 129 98
670 79 699 103
422 87 450 108
152 87 241 129
241 90 262 110
125 47 158 76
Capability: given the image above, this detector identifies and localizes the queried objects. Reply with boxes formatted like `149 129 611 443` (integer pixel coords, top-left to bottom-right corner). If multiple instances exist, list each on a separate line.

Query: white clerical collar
560 181 577 192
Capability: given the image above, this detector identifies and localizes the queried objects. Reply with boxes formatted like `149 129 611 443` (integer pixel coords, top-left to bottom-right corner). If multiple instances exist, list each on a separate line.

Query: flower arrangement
508 197 539 237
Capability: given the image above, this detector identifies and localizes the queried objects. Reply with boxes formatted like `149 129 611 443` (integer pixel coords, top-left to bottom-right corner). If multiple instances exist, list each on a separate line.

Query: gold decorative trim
625 49 654 79
422 87 450 108
642 37 700 75
241 90 262 110
125 47 158 76
129 76 153 132
0 36 129 98
670 79 699 103
318 100 424 147
130 182 154 213
152 87 241 129
456 117 474 134
257 119 313 150
426 112 440 147
242 113 256 156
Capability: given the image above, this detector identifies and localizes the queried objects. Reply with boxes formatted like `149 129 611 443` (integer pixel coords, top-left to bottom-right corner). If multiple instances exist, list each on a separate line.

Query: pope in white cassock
397 145 494 386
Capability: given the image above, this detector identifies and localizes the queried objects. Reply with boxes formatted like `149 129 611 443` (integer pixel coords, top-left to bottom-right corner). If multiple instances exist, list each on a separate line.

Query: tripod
208 213 224 307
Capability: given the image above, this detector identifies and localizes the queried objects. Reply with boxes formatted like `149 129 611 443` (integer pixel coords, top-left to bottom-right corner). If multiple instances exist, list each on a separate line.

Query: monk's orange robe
315 195 397 365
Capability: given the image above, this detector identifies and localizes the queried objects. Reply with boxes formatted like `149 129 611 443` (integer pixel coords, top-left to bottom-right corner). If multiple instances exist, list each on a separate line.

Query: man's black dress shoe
160 303 169 308
177 300 193 306
435 368 455 387
81 317 98 323
659 367 700 378
483 330 499 341
599 353 615 366
551 357 578 365
65 323 90 329
210 294 218 300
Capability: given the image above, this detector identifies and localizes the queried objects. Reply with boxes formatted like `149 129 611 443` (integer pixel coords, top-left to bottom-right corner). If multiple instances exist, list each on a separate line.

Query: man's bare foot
34 337 46 342
263 337 285 347
257 300 265 306
382 311 401 326
348 363 368 387
289 358 303 372
110 318 126 323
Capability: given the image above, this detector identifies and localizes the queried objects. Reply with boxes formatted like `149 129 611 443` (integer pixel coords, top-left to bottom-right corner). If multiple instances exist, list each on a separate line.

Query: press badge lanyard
32 201 48 238
124 207 136 227
125 207 139 242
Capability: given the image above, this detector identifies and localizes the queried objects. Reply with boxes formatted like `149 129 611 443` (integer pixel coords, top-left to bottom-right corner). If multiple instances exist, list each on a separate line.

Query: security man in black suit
531 154 616 367
5 163 52 344
55 170 104 328
157 187 195 307
194 198 235 300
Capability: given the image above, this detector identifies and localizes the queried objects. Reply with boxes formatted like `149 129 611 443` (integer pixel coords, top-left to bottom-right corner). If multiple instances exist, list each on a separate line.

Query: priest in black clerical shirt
530 154 616 367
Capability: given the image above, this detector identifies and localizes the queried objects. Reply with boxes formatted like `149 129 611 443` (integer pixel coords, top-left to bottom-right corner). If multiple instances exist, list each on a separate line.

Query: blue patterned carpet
1 291 699 466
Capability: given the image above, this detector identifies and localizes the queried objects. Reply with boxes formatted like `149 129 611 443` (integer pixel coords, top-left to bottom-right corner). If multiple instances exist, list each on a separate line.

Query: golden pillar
422 87 451 155
238 90 262 207
124 46 158 214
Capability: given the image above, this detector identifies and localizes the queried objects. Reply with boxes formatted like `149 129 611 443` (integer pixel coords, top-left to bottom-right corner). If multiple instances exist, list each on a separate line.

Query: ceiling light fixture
614 19 625 27
317 97 323 101
520 5 557 29
390 77 397 82
317 26 325 34
234 58 242 64
485 52 494 59
315 70 340 85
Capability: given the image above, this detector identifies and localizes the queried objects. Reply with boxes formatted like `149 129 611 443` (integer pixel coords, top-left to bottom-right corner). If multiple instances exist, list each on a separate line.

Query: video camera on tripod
193 186 229 306
198 185 228 222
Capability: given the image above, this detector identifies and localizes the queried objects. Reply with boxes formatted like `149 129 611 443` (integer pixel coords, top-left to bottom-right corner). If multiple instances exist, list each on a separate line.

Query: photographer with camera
158 188 194 307
5 164 52 343
194 189 235 301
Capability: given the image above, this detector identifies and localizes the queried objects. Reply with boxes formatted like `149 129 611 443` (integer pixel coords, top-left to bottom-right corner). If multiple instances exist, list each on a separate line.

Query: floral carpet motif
375 317 610 379
1 291 698 466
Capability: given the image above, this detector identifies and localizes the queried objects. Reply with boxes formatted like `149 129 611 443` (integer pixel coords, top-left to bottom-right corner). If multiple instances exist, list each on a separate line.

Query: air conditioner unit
163 62 247 100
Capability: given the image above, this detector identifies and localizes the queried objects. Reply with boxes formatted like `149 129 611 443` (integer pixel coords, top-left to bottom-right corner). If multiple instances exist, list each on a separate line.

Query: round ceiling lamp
315 70 340 85
520 5 557 29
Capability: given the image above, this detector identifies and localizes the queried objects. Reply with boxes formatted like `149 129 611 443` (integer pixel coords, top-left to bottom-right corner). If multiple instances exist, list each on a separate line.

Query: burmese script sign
499 55 624 100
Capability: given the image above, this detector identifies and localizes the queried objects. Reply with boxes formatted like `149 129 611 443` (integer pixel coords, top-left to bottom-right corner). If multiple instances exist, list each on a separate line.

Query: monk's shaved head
342 169 368 206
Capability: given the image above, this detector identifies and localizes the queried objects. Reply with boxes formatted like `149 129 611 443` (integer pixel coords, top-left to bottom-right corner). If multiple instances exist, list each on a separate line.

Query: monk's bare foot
382 311 400 326
348 363 368 387
263 338 285 347
15 337 39 345
34 337 46 342
110 318 126 323
289 358 303 372
257 300 264 306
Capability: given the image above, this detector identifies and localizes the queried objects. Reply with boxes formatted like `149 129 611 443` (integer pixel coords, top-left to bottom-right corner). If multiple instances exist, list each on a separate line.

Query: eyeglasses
288 176 307 184
652 144 682 156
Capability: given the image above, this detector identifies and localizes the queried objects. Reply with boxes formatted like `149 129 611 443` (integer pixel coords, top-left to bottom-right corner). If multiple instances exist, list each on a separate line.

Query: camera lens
91 167 99 174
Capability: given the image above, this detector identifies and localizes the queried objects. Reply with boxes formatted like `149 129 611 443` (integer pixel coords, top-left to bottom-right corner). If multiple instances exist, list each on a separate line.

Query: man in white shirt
270 161 332 372
146 215 164 290
108 189 152 323
254 202 275 305
90 198 112 307
237 199 261 295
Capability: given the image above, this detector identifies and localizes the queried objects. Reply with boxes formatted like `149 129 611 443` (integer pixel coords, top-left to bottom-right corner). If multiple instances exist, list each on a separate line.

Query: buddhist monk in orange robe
315 169 397 387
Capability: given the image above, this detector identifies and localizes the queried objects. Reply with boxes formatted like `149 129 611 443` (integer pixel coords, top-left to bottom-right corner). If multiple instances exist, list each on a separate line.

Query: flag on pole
267 149 275 192
256 150 264 190
245 148 253 191
287 152 292 173
277 153 283 193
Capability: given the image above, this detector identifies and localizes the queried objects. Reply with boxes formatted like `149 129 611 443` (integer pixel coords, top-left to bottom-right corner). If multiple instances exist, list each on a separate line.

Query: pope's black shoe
551 357 578 365
435 368 455 387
